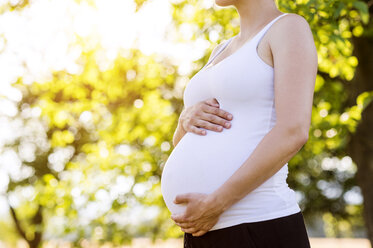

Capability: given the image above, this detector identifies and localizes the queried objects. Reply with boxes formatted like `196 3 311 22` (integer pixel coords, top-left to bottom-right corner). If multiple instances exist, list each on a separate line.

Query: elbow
278 123 309 147
299 130 309 146
291 125 309 147
294 123 309 143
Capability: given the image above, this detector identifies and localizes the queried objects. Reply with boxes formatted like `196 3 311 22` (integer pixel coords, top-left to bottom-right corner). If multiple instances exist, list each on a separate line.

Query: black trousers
183 211 311 248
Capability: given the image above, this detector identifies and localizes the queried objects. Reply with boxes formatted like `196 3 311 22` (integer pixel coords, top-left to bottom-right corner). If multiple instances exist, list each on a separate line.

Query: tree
347 1 373 242
1 0 373 247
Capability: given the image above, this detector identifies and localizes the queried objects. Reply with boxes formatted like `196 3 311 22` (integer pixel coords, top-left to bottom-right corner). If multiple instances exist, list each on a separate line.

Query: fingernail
228 114 232 119
225 123 230 128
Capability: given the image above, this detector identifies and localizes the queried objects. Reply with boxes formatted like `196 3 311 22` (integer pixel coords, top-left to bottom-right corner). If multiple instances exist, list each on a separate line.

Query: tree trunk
347 30 373 246
9 202 43 248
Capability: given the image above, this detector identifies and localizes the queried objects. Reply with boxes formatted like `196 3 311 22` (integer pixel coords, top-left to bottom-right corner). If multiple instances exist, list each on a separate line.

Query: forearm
172 113 187 147
172 124 187 147
209 124 308 213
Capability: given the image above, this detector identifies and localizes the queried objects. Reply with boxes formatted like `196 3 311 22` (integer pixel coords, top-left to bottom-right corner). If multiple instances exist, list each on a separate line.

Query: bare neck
233 0 282 40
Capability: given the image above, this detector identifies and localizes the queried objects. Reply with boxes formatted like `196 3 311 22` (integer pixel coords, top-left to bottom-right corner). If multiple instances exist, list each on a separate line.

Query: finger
202 104 233 121
189 126 207 135
194 119 224 132
204 98 219 108
175 221 194 228
201 113 231 129
174 194 191 204
171 213 188 223
192 230 207 237
181 226 198 234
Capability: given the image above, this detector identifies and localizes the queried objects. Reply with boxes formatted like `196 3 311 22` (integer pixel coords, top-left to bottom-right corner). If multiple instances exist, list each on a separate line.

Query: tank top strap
203 37 233 69
252 13 289 49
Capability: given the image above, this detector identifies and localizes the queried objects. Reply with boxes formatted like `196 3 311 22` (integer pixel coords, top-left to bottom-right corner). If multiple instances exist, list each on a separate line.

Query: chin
215 0 236 7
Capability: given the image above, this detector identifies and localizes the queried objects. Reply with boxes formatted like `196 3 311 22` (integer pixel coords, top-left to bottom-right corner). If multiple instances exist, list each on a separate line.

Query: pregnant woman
161 0 318 246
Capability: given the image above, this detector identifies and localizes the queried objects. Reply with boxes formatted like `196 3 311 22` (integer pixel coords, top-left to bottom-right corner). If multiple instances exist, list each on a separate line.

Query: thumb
174 194 190 204
205 98 219 108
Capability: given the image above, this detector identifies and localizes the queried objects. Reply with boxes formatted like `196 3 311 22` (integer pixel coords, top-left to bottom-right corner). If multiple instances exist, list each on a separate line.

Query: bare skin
171 0 318 237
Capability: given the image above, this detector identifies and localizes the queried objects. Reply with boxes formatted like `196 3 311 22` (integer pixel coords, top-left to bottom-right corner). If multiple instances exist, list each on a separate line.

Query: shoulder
269 13 314 47
273 13 311 31
269 13 317 61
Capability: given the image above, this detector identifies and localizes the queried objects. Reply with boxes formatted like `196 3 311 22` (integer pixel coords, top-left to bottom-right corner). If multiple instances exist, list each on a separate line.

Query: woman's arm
207 14 318 212
173 110 188 147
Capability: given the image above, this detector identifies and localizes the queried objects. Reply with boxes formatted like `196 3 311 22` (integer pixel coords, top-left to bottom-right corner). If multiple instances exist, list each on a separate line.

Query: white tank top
161 13 300 231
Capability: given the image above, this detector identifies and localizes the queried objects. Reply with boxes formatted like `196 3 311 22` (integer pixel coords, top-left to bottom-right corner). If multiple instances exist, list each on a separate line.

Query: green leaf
356 91 373 110
333 2 345 20
352 1 369 24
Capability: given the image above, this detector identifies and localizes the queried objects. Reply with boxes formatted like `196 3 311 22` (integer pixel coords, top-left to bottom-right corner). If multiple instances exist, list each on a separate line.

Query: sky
0 0 219 229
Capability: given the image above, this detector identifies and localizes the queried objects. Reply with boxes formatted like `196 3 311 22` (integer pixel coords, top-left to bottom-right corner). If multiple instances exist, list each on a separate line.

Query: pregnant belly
160 128 272 216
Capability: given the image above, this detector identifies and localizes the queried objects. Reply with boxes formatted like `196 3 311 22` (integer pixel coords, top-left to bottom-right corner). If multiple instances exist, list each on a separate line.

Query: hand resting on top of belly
172 97 234 147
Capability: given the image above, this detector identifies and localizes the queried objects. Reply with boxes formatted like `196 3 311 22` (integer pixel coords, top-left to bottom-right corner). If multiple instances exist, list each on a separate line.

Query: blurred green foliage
1 0 372 247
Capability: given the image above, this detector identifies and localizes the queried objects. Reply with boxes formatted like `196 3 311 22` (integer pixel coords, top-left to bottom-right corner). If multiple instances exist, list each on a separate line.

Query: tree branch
8 204 28 241
368 0 373 8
